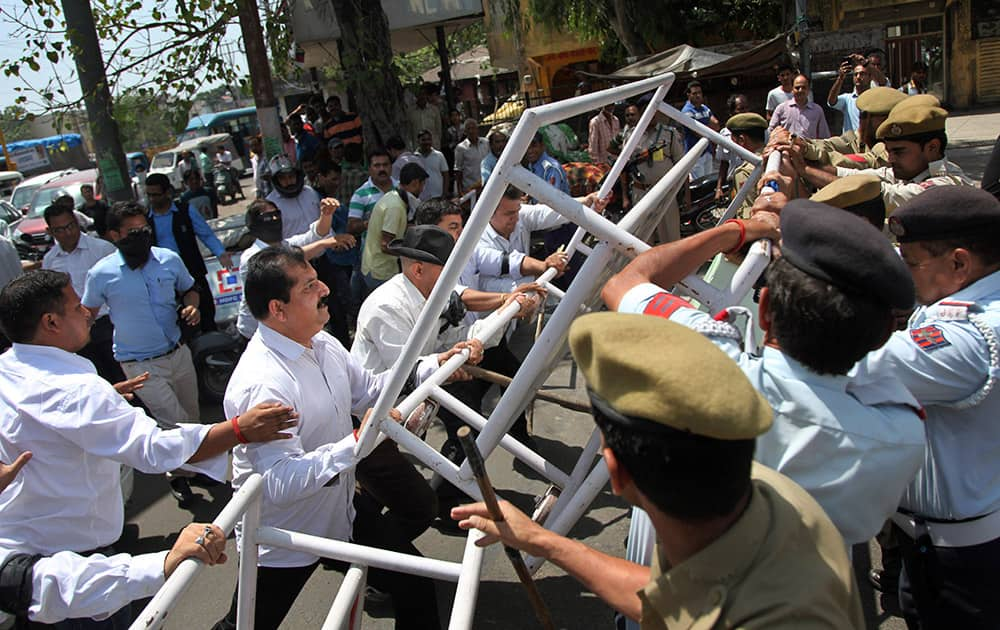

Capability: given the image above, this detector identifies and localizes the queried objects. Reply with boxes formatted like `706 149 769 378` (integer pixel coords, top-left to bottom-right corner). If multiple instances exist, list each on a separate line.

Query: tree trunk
237 0 282 162
329 0 410 150
608 0 649 59
62 0 131 202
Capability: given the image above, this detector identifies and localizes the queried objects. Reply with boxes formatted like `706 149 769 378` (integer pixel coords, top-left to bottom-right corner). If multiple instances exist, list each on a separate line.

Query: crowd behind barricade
1 52 1000 630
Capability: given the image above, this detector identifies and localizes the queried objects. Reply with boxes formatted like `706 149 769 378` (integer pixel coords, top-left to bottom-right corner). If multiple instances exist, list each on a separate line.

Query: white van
149 133 245 190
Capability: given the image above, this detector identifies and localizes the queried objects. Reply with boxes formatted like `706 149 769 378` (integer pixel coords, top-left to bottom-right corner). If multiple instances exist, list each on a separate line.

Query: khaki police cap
893 94 942 111
810 173 882 208
568 312 772 440
877 105 947 140
856 87 908 116
726 113 768 132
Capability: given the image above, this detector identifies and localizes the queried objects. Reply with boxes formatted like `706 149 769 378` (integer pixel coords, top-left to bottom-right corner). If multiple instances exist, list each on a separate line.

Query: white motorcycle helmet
268 155 304 197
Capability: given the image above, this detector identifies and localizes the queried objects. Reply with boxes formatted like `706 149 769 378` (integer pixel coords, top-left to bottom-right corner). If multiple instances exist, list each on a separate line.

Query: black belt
898 506 994 525
122 343 180 363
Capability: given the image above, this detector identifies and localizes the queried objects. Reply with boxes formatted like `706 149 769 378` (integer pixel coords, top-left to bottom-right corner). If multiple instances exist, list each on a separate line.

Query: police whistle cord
457 426 556 630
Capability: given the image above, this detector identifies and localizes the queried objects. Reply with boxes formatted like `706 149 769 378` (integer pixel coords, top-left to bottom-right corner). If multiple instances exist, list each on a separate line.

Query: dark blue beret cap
889 185 1000 243
779 199 915 309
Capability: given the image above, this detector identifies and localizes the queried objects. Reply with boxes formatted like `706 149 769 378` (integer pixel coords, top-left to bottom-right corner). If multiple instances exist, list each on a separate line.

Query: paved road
120 143 997 628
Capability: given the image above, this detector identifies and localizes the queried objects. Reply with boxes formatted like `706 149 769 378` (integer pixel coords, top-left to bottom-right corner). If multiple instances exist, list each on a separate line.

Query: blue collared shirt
830 91 861 132
82 247 195 361
526 152 569 196
859 270 1000 520
618 282 926 546
149 202 225 258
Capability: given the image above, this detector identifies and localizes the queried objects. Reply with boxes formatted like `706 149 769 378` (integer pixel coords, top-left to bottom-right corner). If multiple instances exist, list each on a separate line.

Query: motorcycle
213 166 245 205
186 251 245 404
680 173 731 237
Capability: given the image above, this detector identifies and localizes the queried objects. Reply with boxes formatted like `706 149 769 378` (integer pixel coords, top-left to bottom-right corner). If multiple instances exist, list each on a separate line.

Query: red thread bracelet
722 219 746 254
353 429 360 442
231 416 249 444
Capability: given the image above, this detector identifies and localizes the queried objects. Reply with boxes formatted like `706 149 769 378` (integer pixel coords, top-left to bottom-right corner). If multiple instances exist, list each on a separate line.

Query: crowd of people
1 52 1000 630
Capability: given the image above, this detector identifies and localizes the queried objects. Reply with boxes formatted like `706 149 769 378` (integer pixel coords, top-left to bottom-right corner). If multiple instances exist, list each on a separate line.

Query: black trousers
213 491 441 630
435 334 529 452
896 523 1000 629
313 257 353 349
194 277 217 333
77 315 125 385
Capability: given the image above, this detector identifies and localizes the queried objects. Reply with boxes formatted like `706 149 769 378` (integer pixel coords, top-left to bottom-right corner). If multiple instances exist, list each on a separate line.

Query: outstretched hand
451 500 550 557
0 451 31 492
236 402 299 443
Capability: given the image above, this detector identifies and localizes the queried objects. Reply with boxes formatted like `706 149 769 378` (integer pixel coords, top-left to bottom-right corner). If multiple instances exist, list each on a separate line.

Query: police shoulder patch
643 292 693 320
910 324 950 351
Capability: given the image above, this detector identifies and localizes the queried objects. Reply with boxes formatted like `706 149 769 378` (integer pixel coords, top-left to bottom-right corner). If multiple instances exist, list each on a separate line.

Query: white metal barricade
350 69 773 578
131 74 775 630
129 474 488 630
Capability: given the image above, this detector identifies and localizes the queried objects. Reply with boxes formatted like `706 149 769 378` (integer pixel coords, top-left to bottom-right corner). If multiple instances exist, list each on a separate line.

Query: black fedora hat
386 225 454 266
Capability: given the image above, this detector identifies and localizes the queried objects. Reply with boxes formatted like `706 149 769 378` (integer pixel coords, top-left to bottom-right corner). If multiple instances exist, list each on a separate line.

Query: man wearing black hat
352 225 537 465
453 312 863 628
855 186 1000 629
602 199 926 549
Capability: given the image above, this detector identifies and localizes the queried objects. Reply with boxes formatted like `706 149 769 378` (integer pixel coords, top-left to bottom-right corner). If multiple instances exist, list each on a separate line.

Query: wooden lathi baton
457 426 555 630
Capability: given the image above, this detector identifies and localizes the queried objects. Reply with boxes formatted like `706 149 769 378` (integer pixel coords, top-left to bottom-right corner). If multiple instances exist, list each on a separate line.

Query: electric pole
61 0 131 202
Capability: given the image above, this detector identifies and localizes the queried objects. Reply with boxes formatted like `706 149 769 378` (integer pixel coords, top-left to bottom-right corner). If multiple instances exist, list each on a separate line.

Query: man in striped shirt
347 148 398 304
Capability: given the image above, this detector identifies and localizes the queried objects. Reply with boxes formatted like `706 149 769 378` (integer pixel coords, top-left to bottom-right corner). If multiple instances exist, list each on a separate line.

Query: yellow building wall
823 0 986 107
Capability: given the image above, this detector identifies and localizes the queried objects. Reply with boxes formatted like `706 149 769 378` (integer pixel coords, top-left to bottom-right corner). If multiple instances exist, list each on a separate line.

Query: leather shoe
169 477 196 507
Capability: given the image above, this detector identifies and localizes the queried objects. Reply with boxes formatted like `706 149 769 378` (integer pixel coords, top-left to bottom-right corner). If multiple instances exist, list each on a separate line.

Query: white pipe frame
130 473 490 630
130 73 777 630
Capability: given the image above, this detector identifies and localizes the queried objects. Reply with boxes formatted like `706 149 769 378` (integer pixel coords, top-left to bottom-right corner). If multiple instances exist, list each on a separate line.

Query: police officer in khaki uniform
726 113 768 219
832 100 973 212
452 312 864 629
613 102 685 242
810 172 887 228
806 87 908 169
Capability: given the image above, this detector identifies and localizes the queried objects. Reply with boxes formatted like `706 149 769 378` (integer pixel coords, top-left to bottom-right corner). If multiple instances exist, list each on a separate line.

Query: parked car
9 169 76 215
0 200 21 239
0 171 24 201
11 169 97 260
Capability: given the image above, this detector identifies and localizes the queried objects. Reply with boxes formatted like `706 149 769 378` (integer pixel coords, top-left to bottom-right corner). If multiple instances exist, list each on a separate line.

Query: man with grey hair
453 118 490 193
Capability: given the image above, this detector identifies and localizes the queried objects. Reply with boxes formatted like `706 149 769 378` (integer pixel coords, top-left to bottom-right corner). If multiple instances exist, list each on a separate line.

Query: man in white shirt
453 119 490 193
215 244 480 630
265 156 323 239
0 456 228 626
765 63 796 120
414 129 450 200
41 202 119 383
0 270 296 627
235 198 354 340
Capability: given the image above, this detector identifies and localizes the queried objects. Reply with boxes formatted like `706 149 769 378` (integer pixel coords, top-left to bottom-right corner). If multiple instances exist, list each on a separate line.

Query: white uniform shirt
42 232 116 317
351 273 496 374
227 323 437 568
235 222 326 339
0 344 220 555
472 204 568 295
0 547 166 624
266 185 322 239
618 283 927 546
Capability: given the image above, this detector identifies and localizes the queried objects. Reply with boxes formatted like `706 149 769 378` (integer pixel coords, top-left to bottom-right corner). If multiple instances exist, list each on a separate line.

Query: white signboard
8 145 50 171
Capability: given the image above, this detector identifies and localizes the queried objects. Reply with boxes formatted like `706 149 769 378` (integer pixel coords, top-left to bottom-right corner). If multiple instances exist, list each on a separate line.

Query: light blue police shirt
82 247 195 362
859 270 1000 521
618 282 926 545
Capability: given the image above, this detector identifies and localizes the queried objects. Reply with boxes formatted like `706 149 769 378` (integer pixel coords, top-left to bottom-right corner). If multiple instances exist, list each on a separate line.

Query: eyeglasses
124 226 153 236
48 221 79 235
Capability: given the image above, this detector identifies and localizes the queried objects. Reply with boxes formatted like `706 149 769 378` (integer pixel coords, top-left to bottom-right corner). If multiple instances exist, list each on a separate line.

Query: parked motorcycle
214 166 245 205
680 173 731 237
